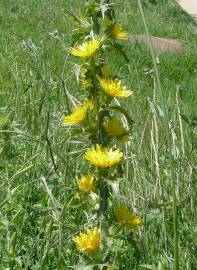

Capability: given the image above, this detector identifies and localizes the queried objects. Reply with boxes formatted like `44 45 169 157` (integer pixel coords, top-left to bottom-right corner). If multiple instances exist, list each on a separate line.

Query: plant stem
90 7 109 217
99 171 109 216
92 0 100 35
137 1 179 269
92 68 108 216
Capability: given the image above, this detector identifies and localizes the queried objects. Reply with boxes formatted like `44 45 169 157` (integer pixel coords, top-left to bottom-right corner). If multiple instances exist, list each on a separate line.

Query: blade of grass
137 1 179 269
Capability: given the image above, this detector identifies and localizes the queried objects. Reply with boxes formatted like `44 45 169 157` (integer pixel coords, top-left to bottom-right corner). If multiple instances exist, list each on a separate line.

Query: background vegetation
0 0 196 269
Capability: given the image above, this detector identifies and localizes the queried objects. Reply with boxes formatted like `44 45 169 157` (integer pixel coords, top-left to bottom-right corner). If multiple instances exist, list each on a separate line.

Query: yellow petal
84 144 123 169
69 39 101 59
73 227 100 254
97 77 132 98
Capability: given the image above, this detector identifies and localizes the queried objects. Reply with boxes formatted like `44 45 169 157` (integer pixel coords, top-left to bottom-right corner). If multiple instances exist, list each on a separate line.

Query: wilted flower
69 38 101 59
84 144 123 169
114 203 142 229
77 175 95 192
104 118 129 142
97 76 132 98
73 227 100 254
63 100 94 126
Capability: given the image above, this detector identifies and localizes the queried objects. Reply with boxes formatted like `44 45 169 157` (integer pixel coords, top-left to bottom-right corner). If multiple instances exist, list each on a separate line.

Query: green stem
91 67 108 216
99 171 109 216
137 1 179 269
92 1 100 35
90 3 109 216
91 64 102 144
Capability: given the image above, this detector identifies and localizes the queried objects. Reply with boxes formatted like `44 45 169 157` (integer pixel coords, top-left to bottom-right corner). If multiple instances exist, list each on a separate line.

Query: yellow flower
117 133 129 143
77 175 94 192
73 227 100 254
104 118 128 138
63 100 94 126
111 24 128 41
104 118 129 143
97 77 132 98
104 17 128 41
69 39 101 59
114 203 142 229
84 144 123 169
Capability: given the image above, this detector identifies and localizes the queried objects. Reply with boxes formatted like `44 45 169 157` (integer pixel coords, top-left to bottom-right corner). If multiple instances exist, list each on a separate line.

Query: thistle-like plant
64 1 142 268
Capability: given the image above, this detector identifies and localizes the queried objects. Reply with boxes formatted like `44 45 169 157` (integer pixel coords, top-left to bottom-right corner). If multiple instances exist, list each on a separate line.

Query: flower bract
63 100 94 126
114 203 142 229
84 144 123 169
101 65 112 79
81 78 93 89
73 192 84 201
77 175 94 192
73 227 100 254
69 38 101 59
97 77 132 98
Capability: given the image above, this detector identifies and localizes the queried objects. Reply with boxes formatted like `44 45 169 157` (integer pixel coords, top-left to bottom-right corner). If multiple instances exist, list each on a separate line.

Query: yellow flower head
69 38 101 59
104 118 127 138
97 77 132 98
104 17 128 41
114 203 142 229
73 227 100 254
63 99 94 126
84 144 123 169
77 175 94 192
111 24 128 41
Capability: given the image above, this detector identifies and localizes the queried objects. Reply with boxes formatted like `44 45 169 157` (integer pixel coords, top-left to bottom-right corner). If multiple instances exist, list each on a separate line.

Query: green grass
0 0 197 269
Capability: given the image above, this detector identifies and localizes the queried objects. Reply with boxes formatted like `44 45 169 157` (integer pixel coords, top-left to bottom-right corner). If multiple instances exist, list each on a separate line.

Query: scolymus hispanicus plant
63 1 142 268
